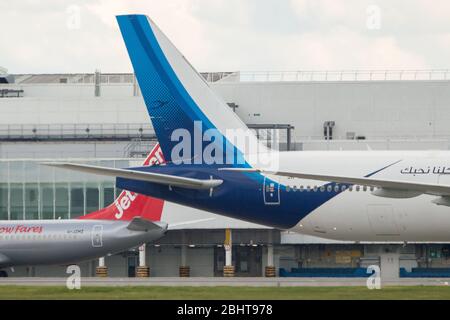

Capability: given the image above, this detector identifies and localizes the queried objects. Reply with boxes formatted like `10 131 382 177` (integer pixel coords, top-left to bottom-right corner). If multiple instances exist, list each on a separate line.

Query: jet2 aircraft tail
79 143 165 221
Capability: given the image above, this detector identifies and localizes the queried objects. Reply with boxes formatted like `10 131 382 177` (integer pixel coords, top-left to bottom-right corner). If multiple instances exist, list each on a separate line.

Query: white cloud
0 0 448 73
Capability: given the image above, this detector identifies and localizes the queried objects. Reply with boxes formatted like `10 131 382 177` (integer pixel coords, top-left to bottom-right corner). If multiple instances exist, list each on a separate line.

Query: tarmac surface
1 277 450 287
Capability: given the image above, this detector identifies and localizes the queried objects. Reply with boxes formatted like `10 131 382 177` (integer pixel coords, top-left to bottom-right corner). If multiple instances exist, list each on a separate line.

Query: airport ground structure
1 69 450 278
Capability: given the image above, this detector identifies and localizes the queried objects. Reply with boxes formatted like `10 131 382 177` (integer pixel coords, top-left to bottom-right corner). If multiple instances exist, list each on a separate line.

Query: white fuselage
273 150 450 241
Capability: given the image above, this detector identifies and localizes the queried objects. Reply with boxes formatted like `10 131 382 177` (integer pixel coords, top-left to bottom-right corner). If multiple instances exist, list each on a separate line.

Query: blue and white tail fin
117 14 268 167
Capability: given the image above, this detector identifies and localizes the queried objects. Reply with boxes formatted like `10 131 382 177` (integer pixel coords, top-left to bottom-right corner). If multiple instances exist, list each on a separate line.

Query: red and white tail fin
78 144 165 221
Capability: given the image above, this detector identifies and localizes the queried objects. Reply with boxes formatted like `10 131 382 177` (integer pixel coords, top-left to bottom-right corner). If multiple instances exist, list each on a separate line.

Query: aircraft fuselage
0 219 166 268
117 150 450 242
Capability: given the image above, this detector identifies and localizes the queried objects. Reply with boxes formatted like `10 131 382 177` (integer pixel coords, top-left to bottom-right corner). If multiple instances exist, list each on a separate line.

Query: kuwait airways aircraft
48 14 450 243
0 144 167 276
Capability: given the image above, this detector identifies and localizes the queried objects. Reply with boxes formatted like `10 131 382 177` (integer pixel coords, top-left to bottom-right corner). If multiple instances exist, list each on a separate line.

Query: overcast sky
2 0 450 73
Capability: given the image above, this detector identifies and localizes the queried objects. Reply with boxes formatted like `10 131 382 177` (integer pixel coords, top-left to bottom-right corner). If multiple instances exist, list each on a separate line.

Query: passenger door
91 225 103 248
263 176 280 205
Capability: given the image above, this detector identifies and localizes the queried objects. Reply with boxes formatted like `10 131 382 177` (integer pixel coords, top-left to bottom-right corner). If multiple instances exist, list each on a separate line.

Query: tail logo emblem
152 100 169 109
114 191 138 219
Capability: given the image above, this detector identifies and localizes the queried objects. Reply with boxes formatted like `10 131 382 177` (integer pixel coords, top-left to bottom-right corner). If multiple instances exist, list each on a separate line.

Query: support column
136 244 150 277
132 73 140 96
27 266 35 277
89 260 95 277
95 257 108 277
265 230 276 277
223 228 235 277
265 245 276 277
286 127 292 151
379 248 400 281
94 69 101 97
179 231 190 277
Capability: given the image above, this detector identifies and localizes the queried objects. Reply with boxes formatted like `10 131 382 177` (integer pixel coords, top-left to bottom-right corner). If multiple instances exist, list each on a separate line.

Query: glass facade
0 160 129 220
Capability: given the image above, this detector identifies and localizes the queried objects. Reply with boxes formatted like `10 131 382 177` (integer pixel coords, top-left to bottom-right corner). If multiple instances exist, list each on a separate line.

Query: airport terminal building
1 69 450 277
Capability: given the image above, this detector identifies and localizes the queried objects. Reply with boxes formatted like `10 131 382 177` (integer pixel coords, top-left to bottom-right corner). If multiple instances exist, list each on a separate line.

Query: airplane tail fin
79 143 165 221
116 14 267 167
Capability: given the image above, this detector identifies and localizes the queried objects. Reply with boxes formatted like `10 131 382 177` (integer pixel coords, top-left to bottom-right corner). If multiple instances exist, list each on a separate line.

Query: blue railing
279 267 373 278
400 267 450 278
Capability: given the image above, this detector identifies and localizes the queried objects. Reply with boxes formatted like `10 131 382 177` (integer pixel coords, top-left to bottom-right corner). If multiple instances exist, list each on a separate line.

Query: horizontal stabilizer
0 253 10 267
127 217 167 232
42 162 223 190
168 218 216 229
